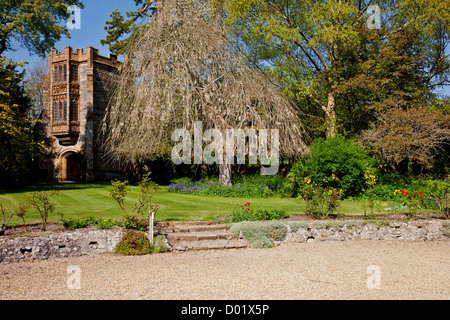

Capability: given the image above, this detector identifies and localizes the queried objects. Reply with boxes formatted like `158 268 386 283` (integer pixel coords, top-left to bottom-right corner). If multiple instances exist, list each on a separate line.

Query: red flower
414 193 419 196
400 190 405 194
404 192 409 196
246 208 250 213
420 192 424 195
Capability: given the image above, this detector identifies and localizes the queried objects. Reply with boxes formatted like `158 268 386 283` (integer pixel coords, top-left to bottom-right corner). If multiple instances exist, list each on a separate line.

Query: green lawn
0 182 367 226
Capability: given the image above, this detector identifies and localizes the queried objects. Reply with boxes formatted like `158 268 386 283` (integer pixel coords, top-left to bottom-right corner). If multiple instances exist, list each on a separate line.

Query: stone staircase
155 221 248 252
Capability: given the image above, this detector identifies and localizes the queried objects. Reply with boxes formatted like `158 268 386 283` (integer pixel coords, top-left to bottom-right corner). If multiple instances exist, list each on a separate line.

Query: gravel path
1 240 449 300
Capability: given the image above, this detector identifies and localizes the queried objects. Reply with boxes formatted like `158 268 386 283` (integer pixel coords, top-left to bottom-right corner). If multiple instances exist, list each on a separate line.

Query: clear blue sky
6 0 135 65
4 0 450 97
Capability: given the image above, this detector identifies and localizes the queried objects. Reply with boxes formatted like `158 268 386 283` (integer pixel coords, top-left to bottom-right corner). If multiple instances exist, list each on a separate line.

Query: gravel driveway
1 240 449 300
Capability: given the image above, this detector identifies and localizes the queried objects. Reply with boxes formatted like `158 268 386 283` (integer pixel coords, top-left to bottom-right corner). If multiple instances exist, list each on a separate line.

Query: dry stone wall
0 227 125 264
282 220 447 243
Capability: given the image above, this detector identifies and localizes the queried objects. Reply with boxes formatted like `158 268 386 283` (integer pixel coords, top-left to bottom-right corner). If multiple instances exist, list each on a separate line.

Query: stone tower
37 46 123 182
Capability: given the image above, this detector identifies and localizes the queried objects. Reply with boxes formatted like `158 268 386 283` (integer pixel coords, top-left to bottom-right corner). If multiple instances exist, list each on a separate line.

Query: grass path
0 183 366 226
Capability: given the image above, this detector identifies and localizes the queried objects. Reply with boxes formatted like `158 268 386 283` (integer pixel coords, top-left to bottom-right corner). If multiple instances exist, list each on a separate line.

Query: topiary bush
288 136 377 199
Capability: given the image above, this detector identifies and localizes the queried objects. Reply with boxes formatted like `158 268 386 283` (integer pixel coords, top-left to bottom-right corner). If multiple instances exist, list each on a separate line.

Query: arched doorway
59 151 81 182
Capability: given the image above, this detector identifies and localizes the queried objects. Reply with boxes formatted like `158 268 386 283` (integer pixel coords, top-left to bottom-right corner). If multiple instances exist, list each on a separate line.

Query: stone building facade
36 46 123 182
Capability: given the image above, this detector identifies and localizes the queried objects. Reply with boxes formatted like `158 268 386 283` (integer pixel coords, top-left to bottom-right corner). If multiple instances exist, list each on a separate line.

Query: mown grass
0 182 369 226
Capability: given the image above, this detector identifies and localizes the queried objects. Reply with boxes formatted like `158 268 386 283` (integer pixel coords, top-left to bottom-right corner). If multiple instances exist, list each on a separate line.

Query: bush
114 230 168 255
300 184 341 219
288 137 377 199
114 229 153 255
62 217 119 230
229 202 289 222
62 217 90 229
230 221 288 248
122 214 148 231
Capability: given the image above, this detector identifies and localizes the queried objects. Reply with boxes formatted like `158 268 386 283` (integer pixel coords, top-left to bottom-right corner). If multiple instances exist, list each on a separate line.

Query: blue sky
6 0 135 65
4 0 450 97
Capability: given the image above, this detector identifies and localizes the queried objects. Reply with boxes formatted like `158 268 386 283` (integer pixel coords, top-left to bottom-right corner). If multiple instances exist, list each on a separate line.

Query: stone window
63 100 67 121
58 101 63 122
53 101 58 121
54 66 58 82
70 64 78 83
70 99 79 122
63 65 67 82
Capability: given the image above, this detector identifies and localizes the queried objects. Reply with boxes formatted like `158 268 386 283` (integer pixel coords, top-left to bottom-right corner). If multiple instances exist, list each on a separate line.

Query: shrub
229 202 289 222
299 184 341 219
122 214 148 231
230 221 288 248
109 172 160 230
288 137 377 199
252 209 289 221
114 229 153 255
94 218 118 229
427 179 450 219
62 217 90 229
27 190 59 231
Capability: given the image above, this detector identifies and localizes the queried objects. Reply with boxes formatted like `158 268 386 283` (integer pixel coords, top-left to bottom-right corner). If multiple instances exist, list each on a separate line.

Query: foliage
288 137 376 199
0 0 84 57
229 202 289 222
427 179 450 219
122 214 148 232
27 190 59 231
109 179 129 215
23 59 48 121
114 229 153 256
109 172 160 230
101 0 308 187
0 57 44 187
101 0 156 55
221 0 450 139
14 203 28 226
0 204 15 235
114 230 168 255
62 216 119 230
299 184 341 219
229 221 288 248
168 174 287 198
361 107 450 173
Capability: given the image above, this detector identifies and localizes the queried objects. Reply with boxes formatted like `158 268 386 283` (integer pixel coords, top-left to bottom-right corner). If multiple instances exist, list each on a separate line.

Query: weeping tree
101 0 308 186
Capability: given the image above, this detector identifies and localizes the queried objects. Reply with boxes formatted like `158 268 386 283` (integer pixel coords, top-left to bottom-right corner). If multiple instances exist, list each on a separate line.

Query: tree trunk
324 92 337 138
219 163 232 186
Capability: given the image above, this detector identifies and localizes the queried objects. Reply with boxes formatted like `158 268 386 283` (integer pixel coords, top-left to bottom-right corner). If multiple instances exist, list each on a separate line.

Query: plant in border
109 172 160 230
427 179 450 219
299 178 341 220
27 190 59 231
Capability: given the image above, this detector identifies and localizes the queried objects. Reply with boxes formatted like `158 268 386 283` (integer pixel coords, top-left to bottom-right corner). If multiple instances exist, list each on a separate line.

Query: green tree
0 0 84 57
100 0 156 55
219 0 450 138
0 57 44 187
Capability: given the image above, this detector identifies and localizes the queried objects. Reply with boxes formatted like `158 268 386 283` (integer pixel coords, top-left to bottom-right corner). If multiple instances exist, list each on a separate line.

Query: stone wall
0 227 125 264
231 220 449 248
282 220 448 243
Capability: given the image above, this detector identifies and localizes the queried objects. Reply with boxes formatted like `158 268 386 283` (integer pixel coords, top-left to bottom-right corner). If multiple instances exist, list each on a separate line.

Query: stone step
171 239 248 252
167 231 236 242
158 224 230 234
156 220 223 227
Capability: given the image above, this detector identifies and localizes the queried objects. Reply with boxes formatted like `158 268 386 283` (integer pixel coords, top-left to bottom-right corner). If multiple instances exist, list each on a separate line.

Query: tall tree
101 0 308 186
23 59 47 121
0 0 84 57
219 0 450 138
100 0 156 55
0 57 44 187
